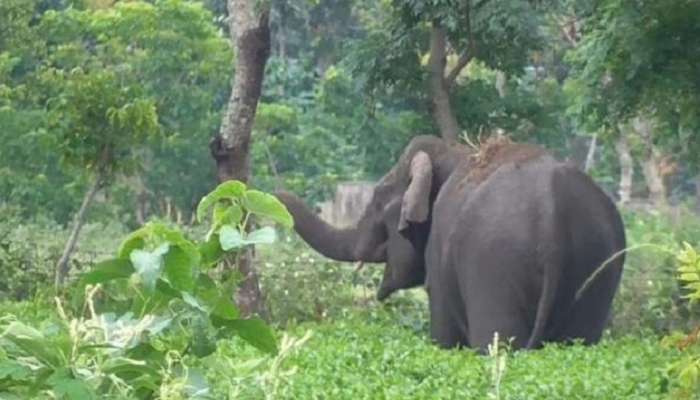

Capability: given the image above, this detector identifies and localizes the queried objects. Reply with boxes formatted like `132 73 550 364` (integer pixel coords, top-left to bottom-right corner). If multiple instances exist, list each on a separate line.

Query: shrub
663 243 700 398
611 207 700 335
0 181 287 398
206 307 677 399
257 237 381 326
0 205 126 301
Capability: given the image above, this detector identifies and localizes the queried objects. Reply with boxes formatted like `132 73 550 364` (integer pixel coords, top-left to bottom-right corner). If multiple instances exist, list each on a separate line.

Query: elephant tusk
354 261 365 273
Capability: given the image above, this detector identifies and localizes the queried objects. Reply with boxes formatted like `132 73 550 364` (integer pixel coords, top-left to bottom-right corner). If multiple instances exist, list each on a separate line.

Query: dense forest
1 0 700 398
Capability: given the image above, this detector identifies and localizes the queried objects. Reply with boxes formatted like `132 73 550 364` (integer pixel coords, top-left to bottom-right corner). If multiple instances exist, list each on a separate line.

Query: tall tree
211 0 271 317
566 0 700 205
354 0 544 142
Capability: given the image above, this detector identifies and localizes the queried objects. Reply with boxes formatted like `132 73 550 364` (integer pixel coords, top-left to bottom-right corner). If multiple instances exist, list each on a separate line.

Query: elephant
275 135 625 351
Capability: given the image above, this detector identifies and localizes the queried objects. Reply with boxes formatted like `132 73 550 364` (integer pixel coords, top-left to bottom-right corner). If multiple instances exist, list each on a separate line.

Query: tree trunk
640 156 667 207
633 116 667 207
211 0 271 318
615 134 633 205
55 172 103 288
429 24 461 143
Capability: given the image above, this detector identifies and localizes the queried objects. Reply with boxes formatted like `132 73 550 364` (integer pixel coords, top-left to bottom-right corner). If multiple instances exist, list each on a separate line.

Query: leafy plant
204 306 676 399
612 209 700 335
0 181 290 398
664 243 700 398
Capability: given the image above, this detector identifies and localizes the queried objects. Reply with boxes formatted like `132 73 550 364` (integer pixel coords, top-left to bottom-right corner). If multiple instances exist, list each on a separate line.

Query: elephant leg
552 265 622 344
428 287 469 348
465 308 532 352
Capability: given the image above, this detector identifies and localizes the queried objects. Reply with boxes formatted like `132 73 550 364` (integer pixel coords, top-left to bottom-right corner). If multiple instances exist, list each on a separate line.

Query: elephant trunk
275 191 385 263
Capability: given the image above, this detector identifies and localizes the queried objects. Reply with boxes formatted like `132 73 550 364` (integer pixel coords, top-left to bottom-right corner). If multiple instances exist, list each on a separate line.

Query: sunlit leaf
163 245 195 291
197 181 247 222
242 190 293 228
219 318 277 355
80 258 134 285
130 244 169 291
219 225 245 251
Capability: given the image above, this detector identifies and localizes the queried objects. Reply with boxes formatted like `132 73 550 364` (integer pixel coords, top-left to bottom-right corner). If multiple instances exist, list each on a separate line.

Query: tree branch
445 52 472 88
445 0 475 89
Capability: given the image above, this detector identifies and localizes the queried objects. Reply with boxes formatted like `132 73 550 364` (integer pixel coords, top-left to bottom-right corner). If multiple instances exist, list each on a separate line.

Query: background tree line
2 0 698 230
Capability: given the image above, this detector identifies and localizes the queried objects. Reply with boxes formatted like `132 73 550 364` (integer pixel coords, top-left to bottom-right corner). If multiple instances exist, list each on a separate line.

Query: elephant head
276 136 462 301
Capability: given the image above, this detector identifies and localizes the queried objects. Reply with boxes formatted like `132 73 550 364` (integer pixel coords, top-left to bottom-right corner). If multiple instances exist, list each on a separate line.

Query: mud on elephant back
275 135 625 352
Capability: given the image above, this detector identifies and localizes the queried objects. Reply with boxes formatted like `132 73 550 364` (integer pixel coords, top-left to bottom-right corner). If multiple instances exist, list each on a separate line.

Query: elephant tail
526 258 561 349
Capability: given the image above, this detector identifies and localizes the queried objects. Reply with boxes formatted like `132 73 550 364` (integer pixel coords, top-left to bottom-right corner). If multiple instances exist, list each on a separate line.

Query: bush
0 206 125 300
663 243 700 398
206 306 677 399
0 181 285 398
611 207 700 335
257 235 382 325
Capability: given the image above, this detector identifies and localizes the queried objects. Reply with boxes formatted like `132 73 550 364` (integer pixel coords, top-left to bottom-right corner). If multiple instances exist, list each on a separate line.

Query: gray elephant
276 135 625 351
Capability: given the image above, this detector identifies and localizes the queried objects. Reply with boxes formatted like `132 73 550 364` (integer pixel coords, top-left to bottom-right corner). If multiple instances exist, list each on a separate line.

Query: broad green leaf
213 202 243 228
130 244 169 291
197 181 247 222
80 258 134 285
220 318 277 354
2 322 65 368
190 314 216 358
211 296 240 321
163 245 194 291
199 234 224 266
242 190 293 228
196 272 217 290
151 223 201 266
219 225 245 250
181 292 208 313
101 357 160 378
48 369 97 400
118 235 146 260
155 278 182 300
198 287 240 320
246 226 277 245
219 226 277 250
0 360 31 381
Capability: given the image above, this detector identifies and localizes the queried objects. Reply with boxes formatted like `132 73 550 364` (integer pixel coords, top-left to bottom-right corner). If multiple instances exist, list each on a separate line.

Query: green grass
205 304 677 399
3 207 698 399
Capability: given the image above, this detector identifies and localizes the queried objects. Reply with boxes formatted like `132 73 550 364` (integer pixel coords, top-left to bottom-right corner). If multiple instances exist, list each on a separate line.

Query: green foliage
0 181 287 398
48 67 159 175
678 243 700 304
663 244 700 398
566 0 700 168
612 208 700 335
0 206 125 301
206 307 676 399
0 0 231 223
257 237 390 326
253 64 426 201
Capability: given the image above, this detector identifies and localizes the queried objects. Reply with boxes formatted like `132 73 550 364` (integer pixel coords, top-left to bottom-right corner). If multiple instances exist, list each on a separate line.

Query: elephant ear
398 151 433 238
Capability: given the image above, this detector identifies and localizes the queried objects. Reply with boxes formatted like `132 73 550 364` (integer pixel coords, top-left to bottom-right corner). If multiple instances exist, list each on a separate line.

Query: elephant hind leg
428 280 469 348
466 309 532 352
551 266 622 344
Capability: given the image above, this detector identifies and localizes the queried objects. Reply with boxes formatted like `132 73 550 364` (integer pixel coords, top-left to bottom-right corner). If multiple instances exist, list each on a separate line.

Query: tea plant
0 181 292 398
